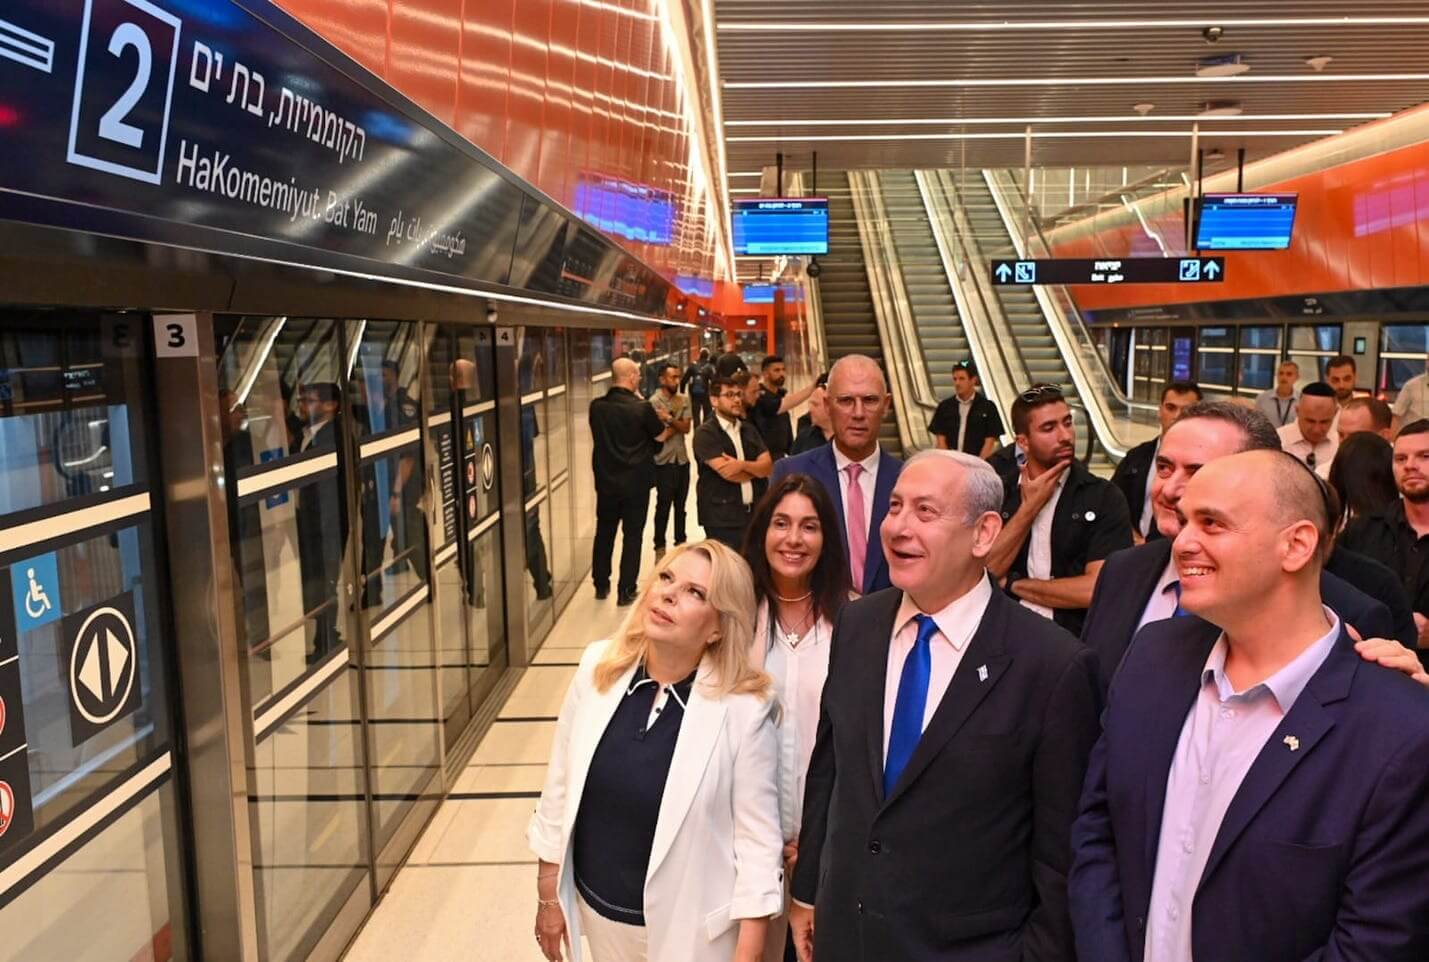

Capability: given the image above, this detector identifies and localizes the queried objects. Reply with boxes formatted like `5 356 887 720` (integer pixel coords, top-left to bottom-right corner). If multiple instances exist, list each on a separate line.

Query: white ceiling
712 2 1429 176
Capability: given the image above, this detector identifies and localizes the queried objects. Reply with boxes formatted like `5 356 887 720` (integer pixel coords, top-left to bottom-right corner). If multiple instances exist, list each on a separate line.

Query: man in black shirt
928 360 1004 459
590 357 671 605
748 354 819 462
692 376 772 549
1110 379 1201 543
1340 418 1429 662
988 384 1133 635
680 349 714 426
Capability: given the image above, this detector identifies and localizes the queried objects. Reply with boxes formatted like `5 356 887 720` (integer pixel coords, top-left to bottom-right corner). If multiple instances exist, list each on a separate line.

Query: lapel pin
1084 510 1097 522
1283 735 1300 752
977 664 989 682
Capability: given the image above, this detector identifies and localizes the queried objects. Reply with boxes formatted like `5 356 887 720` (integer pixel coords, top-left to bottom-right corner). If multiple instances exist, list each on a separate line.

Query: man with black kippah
1279 380 1338 477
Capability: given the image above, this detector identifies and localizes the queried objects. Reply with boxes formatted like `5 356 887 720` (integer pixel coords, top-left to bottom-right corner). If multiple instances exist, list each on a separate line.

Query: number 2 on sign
153 315 198 357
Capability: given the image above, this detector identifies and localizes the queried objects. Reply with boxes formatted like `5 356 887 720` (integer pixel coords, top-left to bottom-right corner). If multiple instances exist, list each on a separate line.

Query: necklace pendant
787 632 800 646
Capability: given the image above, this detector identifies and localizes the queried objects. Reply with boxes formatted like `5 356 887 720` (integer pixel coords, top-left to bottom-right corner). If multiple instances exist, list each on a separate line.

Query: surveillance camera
806 258 822 279
485 306 498 323
1203 25 1224 43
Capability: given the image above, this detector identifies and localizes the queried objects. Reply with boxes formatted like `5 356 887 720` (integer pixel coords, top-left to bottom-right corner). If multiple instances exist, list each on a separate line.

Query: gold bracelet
537 897 561 910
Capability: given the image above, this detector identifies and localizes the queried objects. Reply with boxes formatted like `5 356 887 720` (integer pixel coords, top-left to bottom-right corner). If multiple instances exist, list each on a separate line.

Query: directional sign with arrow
62 592 142 746
990 257 1227 286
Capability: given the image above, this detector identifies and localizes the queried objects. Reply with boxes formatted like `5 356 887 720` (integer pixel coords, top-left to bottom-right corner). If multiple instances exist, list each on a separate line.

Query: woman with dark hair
1329 432 1398 530
739 473 850 961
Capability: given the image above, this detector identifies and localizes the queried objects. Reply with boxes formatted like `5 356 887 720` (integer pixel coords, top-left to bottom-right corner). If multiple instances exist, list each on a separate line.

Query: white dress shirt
833 443 880 558
882 577 994 763
718 413 754 505
757 600 832 842
1137 557 1182 632
1144 609 1340 962
1392 371 1429 425
1022 470 1068 620
956 395 974 452
300 416 333 452
1276 421 1336 478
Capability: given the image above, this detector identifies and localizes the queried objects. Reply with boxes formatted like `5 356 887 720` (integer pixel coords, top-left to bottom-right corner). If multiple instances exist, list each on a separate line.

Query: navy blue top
572 664 696 925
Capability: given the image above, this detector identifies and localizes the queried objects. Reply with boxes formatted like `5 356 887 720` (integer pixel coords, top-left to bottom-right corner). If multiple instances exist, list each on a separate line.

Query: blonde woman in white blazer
740 473 850 962
528 540 784 962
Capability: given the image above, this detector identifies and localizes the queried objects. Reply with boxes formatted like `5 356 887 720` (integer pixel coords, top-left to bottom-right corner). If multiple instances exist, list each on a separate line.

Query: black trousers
593 487 651 595
704 523 748 553
690 392 712 427
652 462 690 549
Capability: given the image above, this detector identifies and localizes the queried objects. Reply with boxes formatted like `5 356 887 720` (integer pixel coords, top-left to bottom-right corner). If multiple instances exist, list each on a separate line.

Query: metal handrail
846 170 934 452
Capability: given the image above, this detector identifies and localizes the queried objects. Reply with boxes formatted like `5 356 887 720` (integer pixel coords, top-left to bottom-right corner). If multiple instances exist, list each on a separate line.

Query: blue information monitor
732 198 829 256
1195 193 1299 250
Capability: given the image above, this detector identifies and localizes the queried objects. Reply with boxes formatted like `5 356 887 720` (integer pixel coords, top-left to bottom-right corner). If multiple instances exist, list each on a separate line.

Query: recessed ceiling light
1133 103 1157 115
1196 54 1250 78
1305 55 1334 71
1198 100 1245 117
725 129 1340 143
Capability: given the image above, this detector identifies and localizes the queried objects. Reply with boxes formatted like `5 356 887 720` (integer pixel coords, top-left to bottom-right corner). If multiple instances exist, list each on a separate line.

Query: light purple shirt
1144 609 1340 962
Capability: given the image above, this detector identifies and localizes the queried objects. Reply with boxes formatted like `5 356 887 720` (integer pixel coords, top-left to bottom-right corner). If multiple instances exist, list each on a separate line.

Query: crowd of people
536 349 1429 962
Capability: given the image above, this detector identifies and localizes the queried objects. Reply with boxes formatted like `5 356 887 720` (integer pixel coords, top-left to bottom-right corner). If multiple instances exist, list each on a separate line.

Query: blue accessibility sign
10 552 61 633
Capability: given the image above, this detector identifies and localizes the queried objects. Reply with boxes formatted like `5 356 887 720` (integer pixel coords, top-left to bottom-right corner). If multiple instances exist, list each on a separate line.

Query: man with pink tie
773 355 903 596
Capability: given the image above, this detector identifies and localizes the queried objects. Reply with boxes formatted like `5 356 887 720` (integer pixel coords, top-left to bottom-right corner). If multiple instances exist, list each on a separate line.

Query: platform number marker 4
153 314 198 357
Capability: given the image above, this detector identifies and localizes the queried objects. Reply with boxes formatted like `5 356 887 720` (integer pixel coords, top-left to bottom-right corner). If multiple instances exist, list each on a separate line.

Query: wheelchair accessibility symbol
10 552 61 632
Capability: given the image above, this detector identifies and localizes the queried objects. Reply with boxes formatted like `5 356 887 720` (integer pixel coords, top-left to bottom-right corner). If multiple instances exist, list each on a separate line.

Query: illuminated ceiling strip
717 16 1429 32
728 130 1343 142
724 73 1429 90
725 113 1390 127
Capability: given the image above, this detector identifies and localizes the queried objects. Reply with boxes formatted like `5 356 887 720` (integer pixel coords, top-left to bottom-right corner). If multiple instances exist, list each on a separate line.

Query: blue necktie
1170 580 1191 618
884 614 939 797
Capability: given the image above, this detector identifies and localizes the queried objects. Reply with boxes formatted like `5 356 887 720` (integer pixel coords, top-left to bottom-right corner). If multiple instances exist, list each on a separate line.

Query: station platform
342 478 709 962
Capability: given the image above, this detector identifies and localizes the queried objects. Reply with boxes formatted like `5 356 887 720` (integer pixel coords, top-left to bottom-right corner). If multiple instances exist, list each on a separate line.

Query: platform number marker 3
153 314 198 357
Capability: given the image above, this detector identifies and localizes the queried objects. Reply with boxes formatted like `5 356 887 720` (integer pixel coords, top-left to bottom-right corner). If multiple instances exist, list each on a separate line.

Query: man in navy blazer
773 354 902 595
1081 401 1415 697
1070 450 1429 962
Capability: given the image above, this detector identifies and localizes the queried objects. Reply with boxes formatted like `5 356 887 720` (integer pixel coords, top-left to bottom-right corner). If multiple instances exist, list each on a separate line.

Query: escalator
953 175 1116 473
877 171 971 404
818 173 903 457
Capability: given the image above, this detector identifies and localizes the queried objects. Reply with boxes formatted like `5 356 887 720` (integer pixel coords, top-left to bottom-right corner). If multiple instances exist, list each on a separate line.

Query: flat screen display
732 198 829 255
1195 193 1299 250
741 283 804 304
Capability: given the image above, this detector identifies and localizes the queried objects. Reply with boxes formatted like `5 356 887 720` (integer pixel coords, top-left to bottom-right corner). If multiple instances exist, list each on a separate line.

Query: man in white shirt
1391 355 1429 434
1070 450 1429 962
1255 359 1300 428
1277 380 1338 477
692 375 771 550
790 450 1099 962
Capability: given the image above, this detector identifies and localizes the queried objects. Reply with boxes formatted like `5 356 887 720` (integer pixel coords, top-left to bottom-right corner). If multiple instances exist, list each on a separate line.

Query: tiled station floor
343 475 708 961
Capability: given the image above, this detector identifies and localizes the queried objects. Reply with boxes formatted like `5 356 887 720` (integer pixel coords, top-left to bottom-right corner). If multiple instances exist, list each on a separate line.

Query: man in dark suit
929 360 1004 459
1109 380 1201 543
790 450 1100 962
774 354 902 595
1069 450 1429 962
292 382 346 664
589 357 670 605
1082 401 1416 696
692 375 771 550
988 385 1133 635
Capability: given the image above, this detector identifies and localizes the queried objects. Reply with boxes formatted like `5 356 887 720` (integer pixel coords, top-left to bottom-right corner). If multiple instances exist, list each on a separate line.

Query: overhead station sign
990 257 1227 286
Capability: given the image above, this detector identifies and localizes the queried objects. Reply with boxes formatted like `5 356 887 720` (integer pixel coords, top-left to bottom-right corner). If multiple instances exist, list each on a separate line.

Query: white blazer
527 640 785 962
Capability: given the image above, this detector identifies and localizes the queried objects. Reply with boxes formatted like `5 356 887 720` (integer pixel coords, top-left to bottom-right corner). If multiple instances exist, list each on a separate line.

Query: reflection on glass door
0 310 189 961
347 321 440 879
518 329 555 639
215 315 370 961
427 325 506 747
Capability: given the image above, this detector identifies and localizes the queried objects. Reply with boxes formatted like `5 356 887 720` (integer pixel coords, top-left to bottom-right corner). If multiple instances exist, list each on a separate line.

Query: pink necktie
845 463 867 592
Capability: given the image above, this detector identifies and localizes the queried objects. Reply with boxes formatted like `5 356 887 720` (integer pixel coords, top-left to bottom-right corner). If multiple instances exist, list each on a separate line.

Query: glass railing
984 169 1161 457
846 170 936 452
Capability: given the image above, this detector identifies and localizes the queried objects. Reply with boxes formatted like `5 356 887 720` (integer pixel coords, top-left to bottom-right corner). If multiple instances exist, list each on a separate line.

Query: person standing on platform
1391 355 1429 434
1069 451 1429 962
590 357 671 606
1337 396 1394 442
681 349 714 427
929 360 1003 459
988 384 1133 635
750 355 819 463
1279 381 1339 477
788 450 1100 962
1255 359 1300 428
529 541 784 962
650 363 692 561
1111 381 1202 544
1326 354 1364 410
694 376 772 550
789 376 833 457
774 355 902 596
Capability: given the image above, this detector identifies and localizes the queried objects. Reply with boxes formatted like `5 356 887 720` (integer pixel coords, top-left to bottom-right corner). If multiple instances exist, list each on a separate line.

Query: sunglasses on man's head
1019 384 1062 403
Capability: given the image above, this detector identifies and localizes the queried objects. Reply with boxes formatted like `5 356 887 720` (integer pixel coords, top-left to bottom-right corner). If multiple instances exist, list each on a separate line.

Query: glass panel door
215 315 371 961
0 310 189 961
518 329 554 641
